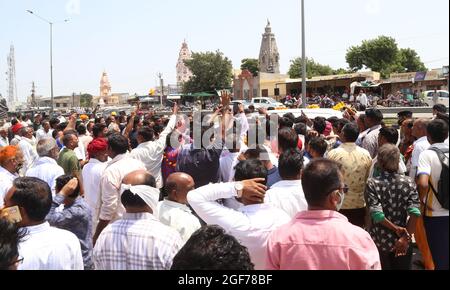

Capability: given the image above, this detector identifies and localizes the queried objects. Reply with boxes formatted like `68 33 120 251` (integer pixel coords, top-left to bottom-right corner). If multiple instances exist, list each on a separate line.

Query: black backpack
428 148 449 210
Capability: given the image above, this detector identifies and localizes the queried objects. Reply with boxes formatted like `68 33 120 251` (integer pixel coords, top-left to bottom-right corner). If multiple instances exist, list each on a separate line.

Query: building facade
258 20 280 74
176 41 193 85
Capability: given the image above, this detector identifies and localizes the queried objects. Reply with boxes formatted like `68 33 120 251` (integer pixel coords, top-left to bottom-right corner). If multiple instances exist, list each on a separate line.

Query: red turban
12 123 24 135
87 138 108 157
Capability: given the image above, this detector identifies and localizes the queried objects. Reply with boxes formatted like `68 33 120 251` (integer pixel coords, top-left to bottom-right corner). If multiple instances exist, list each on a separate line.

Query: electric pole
157 72 164 107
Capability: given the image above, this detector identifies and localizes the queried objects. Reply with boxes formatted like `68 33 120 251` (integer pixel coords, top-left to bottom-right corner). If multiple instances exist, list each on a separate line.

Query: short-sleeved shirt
58 148 81 176
328 143 372 209
417 143 449 217
365 172 421 252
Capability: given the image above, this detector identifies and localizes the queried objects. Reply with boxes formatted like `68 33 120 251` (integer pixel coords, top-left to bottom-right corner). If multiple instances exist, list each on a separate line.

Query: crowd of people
284 88 438 110
0 96 448 270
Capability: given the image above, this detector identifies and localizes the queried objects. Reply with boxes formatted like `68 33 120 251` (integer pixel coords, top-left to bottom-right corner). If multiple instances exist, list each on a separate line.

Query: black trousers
379 247 413 270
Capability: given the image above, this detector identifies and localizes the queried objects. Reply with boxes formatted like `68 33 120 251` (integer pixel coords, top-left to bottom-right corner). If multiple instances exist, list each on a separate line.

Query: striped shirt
93 212 183 270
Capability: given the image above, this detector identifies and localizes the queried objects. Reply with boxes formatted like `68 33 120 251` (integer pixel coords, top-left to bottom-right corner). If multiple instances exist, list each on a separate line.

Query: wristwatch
234 182 244 198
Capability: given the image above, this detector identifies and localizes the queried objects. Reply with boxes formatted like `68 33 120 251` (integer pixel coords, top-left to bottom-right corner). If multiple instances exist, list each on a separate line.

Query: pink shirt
266 210 381 270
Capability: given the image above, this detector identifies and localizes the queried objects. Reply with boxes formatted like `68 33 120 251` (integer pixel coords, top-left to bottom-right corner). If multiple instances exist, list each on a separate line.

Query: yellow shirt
328 143 373 209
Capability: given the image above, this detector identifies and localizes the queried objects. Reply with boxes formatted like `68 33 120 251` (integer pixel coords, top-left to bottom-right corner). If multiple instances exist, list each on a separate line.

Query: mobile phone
1 206 22 224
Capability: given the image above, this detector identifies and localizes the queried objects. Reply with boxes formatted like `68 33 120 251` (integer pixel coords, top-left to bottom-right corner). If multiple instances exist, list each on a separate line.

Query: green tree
333 68 352 75
183 50 233 94
346 36 426 77
398 48 427 72
80 94 93 108
240 58 259 77
288 57 334 79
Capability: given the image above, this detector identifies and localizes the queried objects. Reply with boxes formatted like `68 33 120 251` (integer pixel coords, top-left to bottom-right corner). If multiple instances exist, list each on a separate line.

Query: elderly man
93 170 183 270
93 134 146 245
82 138 109 232
26 138 65 195
36 121 53 142
17 127 38 174
0 126 9 147
0 146 24 208
157 173 201 243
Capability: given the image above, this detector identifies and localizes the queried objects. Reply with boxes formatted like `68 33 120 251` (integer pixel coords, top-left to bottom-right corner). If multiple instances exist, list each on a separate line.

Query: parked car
251 97 286 110
425 90 449 107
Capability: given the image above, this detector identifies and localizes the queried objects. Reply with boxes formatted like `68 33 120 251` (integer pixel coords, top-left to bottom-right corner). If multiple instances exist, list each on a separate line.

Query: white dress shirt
18 222 83 270
265 179 308 218
93 212 183 270
188 182 291 270
82 158 107 231
157 200 202 243
130 115 176 189
99 153 146 222
410 136 430 179
18 138 39 173
0 136 9 147
26 157 65 195
361 125 382 158
0 166 18 208
219 152 240 182
35 129 53 142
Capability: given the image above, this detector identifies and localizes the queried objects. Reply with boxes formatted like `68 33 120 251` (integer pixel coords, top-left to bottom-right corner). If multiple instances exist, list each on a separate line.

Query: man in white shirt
93 134 146 245
2 177 83 270
187 160 291 270
0 146 23 208
82 138 108 232
158 173 201 243
358 90 369 108
35 121 53 142
94 170 183 270
130 105 178 189
17 127 38 175
265 149 307 218
417 119 449 270
410 119 431 179
220 131 242 182
0 126 9 147
361 109 384 158
26 138 65 195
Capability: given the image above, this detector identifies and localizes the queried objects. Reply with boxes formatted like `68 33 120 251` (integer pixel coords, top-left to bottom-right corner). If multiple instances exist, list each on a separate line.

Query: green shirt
57 148 81 176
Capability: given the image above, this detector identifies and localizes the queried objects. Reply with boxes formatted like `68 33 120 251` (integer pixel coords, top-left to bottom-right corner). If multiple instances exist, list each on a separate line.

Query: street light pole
27 10 68 114
301 0 307 108
50 22 54 114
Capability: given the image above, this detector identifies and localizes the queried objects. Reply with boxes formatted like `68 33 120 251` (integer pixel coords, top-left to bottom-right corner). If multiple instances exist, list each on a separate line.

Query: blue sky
0 0 449 101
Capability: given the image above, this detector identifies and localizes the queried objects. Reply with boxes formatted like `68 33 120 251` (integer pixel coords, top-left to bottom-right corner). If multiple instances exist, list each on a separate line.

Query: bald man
93 170 182 270
157 173 201 243
411 119 431 179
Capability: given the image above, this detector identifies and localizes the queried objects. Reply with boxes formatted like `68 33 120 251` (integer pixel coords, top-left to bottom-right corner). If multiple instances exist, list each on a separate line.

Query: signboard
389 72 416 83
415 71 427 82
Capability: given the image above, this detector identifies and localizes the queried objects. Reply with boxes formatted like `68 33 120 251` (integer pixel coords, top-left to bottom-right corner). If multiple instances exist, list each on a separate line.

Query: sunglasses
407 123 414 129
330 185 349 195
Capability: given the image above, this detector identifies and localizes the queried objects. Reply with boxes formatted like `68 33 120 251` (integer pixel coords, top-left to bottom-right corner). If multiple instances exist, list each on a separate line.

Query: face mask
336 191 345 211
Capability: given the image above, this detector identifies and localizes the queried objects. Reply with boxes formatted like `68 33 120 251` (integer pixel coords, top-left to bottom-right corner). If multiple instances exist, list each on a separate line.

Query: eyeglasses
331 185 349 195
9 256 24 268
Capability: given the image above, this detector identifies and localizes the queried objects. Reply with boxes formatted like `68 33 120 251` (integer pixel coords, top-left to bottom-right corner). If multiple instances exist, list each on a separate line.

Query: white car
251 97 286 110
425 90 449 107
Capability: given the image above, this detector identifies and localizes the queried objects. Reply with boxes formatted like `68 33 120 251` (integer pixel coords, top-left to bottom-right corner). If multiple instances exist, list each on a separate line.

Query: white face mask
336 191 345 211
